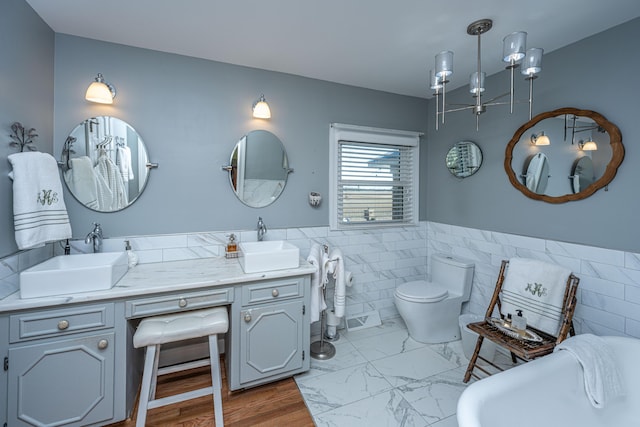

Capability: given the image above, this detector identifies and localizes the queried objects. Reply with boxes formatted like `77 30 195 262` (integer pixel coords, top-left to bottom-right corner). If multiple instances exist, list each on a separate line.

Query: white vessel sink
239 241 300 273
20 252 129 299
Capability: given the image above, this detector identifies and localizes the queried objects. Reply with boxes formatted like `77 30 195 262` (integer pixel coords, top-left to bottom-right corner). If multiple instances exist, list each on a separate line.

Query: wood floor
107 358 314 427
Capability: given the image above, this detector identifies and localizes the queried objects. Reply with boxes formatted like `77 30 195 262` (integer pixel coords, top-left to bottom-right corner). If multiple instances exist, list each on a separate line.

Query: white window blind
330 124 420 230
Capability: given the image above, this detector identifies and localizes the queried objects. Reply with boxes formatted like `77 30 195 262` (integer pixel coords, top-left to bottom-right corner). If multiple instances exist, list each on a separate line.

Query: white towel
307 243 327 322
328 248 347 318
501 258 572 336
8 152 72 249
554 334 624 408
64 156 99 210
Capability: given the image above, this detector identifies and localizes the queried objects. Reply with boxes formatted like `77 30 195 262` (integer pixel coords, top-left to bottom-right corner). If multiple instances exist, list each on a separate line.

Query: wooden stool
133 307 229 426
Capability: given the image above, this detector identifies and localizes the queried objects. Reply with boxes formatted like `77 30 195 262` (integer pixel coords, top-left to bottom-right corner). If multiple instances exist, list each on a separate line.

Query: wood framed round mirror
504 107 624 203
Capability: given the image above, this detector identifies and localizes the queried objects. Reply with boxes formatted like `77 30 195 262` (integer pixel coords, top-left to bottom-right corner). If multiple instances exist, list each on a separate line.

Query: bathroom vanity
0 257 314 427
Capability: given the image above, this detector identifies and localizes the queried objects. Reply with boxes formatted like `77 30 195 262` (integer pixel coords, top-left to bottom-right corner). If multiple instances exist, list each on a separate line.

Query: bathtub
457 336 639 427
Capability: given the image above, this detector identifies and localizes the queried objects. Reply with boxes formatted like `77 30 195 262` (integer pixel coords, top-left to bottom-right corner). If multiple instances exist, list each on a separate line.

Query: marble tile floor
295 318 516 427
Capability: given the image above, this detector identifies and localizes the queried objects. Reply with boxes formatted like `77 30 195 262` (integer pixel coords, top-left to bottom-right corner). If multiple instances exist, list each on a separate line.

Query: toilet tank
431 253 475 300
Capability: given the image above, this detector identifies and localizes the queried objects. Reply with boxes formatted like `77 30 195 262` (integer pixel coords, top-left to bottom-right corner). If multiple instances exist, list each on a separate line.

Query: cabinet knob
57 320 69 330
272 288 279 297
244 312 252 323
178 298 188 308
98 339 109 350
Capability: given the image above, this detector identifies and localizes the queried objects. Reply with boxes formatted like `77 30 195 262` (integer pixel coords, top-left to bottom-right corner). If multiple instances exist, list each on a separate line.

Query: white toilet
394 253 474 343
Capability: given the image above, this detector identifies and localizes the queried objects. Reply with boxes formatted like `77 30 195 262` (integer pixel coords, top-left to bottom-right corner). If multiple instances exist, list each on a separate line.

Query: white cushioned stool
133 307 228 427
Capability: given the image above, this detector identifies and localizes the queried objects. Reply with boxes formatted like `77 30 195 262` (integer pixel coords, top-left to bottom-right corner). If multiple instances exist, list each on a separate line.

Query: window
329 123 421 230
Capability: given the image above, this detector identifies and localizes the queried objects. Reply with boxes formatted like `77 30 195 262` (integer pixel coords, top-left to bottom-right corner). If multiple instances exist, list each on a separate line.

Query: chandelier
430 19 543 130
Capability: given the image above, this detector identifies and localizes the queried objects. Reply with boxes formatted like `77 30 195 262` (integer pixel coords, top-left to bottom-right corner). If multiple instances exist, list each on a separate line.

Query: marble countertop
0 257 316 314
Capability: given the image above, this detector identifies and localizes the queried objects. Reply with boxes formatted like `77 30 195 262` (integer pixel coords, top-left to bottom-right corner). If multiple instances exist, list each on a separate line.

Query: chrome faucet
257 217 267 241
85 222 103 253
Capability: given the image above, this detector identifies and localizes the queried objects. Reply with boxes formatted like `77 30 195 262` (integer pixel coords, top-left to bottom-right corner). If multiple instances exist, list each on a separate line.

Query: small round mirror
227 130 290 208
446 141 483 178
61 116 151 212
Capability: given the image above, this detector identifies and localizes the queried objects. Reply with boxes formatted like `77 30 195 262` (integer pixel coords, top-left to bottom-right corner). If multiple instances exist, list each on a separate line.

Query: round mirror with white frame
61 116 151 212
505 107 624 203
226 130 291 208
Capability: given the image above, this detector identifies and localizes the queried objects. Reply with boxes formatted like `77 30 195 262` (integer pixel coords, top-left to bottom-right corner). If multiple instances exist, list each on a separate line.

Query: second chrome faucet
257 217 267 241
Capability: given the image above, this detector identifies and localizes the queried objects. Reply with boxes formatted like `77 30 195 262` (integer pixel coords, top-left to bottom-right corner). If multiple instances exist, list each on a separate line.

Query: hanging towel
8 152 72 250
328 248 347 318
116 145 134 181
95 151 127 210
306 243 327 322
64 156 99 210
554 334 624 408
501 258 572 336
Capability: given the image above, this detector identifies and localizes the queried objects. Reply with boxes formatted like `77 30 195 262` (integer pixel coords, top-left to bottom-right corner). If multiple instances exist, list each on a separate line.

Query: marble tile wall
427 221 640 339
3 221 638 340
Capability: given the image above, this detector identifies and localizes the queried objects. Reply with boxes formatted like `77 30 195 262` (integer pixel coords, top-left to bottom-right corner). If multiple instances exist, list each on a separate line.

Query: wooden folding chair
463 259 579 383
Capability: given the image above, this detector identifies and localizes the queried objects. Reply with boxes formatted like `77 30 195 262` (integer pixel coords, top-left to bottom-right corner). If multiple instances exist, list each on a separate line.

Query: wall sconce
564 114 603 150
530 131 550 146
85 73 116 104
578 139 598 151
252 94 271 119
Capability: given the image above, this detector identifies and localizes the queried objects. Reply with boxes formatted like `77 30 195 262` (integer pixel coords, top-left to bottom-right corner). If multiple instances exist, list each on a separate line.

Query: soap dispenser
225 234 238 259
125 240 138 268
511 309 527 332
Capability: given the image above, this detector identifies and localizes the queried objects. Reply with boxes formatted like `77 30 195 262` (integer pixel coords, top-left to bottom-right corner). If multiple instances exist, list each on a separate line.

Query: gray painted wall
0 0 54 258
426 18 640 253
51 34 427 245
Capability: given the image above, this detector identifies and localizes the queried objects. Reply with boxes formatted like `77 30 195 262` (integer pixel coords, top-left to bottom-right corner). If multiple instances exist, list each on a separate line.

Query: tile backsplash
2 221 639 340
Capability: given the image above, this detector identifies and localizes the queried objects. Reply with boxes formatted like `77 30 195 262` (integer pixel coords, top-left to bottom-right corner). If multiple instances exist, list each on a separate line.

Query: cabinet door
8 332 115 427
239 300 304 384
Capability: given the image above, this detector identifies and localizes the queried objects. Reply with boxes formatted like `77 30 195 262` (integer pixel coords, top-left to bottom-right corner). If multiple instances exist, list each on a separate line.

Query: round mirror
446 141 483 178
227 130 290 208
61 116 151 212
505 108 624 203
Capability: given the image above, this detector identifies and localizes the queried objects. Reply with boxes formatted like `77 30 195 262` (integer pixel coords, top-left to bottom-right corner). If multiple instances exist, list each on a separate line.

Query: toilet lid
395 281 448 303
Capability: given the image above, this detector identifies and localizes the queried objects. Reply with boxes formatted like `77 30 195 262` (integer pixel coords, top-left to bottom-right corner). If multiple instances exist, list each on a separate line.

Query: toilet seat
395 281 448 303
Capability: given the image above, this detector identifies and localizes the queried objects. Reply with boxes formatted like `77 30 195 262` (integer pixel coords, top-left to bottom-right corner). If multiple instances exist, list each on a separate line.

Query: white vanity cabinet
4 303 120 427
228 276 310 390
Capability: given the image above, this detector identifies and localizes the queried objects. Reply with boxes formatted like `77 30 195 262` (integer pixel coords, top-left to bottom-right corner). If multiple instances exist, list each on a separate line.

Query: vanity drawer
241 277 304 306
125 287 233 318
9 303 115 343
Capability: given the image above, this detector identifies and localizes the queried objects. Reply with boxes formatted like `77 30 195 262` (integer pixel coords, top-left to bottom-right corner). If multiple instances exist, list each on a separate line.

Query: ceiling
25 0 640 98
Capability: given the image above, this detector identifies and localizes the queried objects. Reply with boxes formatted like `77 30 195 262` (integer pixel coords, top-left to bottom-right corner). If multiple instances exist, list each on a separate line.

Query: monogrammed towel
501 257 572 336
8 152 72 249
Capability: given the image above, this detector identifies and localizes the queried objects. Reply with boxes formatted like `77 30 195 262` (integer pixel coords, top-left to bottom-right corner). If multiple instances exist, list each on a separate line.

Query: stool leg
137 345 157 427
149 344 161 400
208 335 224 427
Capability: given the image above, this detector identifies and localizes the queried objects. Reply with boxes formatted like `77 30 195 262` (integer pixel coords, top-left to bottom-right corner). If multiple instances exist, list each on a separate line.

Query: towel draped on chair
501 257 572 336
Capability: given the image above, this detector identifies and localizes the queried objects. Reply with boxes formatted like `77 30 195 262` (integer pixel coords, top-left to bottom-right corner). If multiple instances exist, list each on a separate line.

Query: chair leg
136 345 157 427
208 335 224 427
464 336 484 383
